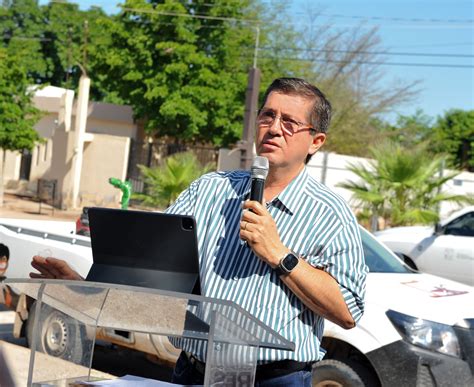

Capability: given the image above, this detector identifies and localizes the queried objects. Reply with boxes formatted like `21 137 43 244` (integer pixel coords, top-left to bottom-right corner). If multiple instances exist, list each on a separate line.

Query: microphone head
251 156 269 180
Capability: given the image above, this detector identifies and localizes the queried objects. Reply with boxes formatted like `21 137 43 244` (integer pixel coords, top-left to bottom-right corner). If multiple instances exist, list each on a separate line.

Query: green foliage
91 0 310 147
0 48 41 152
1 0 108 93
133 152 214 208
432 109 474 171
378 109 434 148
91 0 254 146
338 142 472 229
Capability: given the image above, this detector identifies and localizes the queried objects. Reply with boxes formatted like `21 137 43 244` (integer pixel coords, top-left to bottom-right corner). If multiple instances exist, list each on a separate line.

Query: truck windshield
360 227 413 273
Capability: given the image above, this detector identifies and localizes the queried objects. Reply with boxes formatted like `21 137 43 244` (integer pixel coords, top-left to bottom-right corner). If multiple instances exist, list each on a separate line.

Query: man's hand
240 200 288 268
30 256 84 281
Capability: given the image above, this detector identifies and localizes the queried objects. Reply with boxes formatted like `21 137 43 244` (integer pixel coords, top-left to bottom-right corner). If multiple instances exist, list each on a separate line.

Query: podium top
6 279 295 352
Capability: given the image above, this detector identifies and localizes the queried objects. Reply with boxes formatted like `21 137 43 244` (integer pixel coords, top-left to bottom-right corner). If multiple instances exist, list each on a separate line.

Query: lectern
7 279 294 386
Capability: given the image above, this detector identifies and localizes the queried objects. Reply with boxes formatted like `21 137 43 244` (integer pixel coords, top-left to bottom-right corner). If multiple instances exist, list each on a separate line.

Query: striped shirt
166 167 367 363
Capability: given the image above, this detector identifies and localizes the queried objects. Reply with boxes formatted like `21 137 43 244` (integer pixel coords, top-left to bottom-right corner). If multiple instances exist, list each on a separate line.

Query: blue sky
40 0 473 121
291 0 473 121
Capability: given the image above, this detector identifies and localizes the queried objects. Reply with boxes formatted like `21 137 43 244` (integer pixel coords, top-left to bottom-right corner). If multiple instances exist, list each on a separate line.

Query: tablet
86 207 200 294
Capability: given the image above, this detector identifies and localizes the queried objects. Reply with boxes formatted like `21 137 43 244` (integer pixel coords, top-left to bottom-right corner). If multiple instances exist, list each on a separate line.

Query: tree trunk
0 149 5 207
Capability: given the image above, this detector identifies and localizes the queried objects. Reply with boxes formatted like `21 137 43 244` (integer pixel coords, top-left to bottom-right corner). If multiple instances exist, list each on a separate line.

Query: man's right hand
30 256 84 281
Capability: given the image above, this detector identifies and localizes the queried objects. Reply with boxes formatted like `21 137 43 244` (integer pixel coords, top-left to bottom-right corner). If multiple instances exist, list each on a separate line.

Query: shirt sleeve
165 178 201 216
313 219 368 323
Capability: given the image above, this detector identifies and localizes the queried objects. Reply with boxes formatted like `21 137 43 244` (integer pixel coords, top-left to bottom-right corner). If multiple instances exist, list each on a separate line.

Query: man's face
0 256 8 276
255 92 326 171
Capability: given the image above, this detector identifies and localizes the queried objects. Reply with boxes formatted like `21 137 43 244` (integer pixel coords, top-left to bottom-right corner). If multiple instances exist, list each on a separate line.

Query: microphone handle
250 178 265 203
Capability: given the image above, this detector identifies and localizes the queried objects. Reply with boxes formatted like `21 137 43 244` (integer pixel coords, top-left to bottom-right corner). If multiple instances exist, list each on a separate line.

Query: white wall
306 151 474 219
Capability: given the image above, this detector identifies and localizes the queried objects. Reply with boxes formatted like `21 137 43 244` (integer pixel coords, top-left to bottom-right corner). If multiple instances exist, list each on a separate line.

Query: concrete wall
79 133 131 207
0 151 21 183
306 151 474 219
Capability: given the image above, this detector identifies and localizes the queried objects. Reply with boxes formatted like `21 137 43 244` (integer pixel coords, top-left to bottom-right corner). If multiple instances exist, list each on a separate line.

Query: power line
44 1 474 30
120 7 259 24
390 42 473 49
311 12 474 25
254 55 474 69
257 46 474 58
7 34 471 61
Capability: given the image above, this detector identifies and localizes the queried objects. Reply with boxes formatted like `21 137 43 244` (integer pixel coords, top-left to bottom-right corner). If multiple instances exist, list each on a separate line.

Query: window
444 212 474 237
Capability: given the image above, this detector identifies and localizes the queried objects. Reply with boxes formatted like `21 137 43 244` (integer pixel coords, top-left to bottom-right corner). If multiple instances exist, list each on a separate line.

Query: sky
290 0 473 121
39 0 473 121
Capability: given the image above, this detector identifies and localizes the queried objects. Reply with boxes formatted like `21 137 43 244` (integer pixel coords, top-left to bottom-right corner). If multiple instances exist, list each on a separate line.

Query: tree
1 0 108 93
0 48 41 205
338 142 472 230
377 109 434 148
432 109 474 172
291 9 420 156
133 152 214 208
90 0 317 147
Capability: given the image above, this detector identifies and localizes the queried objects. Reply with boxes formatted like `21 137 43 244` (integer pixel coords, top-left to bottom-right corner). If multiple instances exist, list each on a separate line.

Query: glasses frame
256 110 315 137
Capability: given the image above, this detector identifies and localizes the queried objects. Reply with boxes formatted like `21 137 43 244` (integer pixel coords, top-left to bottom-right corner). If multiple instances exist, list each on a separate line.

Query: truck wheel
312 359 366 387
26 302 85 363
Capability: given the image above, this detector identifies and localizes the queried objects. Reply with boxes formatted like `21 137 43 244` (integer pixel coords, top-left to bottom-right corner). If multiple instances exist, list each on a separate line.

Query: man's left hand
240 200 289 268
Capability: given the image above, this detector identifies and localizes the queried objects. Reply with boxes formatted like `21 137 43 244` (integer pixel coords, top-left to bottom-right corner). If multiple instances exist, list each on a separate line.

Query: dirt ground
0 193 81 221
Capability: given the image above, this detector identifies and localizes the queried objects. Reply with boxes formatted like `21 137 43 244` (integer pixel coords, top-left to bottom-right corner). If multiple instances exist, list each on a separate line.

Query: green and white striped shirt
166 167 367 363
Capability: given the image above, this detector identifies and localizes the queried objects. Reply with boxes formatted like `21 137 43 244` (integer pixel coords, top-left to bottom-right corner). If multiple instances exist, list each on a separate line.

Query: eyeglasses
256 110 314 136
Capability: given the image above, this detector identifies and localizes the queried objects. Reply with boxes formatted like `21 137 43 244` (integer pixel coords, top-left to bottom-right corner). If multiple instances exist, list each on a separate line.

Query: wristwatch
276 252 299 276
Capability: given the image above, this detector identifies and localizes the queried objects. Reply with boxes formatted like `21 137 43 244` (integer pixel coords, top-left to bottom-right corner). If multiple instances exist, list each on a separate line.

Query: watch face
282 253 299 272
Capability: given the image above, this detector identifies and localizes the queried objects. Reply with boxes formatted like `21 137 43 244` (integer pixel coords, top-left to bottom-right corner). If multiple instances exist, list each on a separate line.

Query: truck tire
26 302 86 363
312 359 366 387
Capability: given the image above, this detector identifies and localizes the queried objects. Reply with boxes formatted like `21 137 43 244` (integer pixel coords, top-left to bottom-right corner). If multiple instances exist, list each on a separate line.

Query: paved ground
0 193 81 222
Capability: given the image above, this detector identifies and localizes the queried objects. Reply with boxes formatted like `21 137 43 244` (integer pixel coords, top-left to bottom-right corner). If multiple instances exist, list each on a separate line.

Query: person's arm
30 256 84 281
240 200 366 329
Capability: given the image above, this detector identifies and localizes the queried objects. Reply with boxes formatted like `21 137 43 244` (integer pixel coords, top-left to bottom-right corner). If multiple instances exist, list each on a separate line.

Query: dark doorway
19 149 32 180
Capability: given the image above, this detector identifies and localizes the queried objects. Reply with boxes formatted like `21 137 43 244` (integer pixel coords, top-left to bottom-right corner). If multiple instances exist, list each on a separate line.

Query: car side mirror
434 223 443 235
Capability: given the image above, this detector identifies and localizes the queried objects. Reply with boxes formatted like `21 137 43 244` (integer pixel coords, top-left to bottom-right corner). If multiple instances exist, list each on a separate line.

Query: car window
444 212 474 237
360 228 412 273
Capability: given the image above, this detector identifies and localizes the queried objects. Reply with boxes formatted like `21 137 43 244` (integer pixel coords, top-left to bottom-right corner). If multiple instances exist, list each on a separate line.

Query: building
1 81 139 209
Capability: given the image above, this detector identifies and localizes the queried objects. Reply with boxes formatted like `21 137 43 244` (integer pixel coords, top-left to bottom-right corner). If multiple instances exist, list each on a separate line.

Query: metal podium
7 279 295 386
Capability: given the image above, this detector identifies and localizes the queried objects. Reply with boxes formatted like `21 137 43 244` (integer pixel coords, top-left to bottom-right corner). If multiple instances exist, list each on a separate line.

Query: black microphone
250 156 269 203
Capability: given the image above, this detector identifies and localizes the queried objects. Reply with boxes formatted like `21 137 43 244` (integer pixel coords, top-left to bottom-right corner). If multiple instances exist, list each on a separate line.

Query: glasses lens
257 112 273 126
281 118 297 133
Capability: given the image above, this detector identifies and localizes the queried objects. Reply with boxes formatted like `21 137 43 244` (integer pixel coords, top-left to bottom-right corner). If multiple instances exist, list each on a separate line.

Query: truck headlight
386 310 461 358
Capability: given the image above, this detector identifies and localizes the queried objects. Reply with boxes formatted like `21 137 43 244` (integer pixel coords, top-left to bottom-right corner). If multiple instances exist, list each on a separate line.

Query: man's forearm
279 259 355 329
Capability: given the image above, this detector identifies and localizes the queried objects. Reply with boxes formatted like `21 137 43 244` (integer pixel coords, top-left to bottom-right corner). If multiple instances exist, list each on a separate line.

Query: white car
375 207 474 286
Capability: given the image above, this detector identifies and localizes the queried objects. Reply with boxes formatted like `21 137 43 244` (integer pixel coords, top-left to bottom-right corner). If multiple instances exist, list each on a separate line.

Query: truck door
421 212 474 285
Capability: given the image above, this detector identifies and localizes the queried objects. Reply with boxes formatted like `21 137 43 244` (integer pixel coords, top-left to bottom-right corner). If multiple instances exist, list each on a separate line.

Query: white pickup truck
375 206 474 286
2 218 474 386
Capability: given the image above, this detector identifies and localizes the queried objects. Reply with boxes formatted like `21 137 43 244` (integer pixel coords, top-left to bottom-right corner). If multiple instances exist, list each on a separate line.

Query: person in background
0 243 9 282
0 243 16 308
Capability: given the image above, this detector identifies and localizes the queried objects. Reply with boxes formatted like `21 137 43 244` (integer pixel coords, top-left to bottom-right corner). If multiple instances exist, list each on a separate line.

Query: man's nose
268 115 283 135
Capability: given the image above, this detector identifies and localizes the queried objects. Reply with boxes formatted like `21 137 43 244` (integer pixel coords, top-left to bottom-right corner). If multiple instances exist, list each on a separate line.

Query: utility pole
71 20 90 209
240 26 261 170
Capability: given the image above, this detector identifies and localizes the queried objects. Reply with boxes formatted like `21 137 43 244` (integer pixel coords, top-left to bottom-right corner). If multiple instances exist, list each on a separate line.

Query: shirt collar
272 167 308 215
243 167 309 216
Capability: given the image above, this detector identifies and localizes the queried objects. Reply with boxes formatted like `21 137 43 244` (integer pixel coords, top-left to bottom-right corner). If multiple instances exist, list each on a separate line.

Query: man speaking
32 78 368 386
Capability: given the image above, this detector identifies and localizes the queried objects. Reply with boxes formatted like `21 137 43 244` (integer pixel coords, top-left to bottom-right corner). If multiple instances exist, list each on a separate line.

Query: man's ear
308 132 326 155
